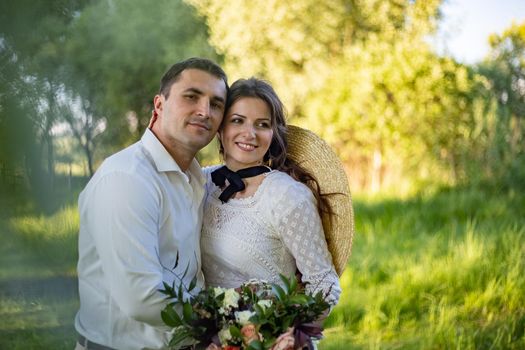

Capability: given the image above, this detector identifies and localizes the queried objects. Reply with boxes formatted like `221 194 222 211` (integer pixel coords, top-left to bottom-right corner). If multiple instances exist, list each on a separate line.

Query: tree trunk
84 143 94 178
45 134 55 189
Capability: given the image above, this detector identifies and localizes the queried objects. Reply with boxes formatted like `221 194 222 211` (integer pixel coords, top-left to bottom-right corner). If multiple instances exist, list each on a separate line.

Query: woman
201 78 341 306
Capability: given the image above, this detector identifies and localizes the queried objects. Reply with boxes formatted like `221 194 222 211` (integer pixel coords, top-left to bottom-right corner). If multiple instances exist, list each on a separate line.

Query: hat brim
287 125 354 276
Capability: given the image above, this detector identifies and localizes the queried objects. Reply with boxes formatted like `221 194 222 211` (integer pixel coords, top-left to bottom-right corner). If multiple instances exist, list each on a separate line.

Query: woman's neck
222 162 269 198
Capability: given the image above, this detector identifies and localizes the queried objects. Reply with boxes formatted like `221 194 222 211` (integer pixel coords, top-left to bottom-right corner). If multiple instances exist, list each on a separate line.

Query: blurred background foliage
1 0 524 204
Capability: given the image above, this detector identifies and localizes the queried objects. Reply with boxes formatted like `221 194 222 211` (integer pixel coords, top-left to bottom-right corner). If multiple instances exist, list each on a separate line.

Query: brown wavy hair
219 78 333 219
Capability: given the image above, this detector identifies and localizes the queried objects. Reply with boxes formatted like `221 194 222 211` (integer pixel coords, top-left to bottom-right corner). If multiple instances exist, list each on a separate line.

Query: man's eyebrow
211 95 225 104
184 87 225 103
183 87 204 95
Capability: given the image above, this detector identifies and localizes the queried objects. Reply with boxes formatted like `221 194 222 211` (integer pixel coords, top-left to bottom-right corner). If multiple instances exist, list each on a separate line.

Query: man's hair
159 57 228 98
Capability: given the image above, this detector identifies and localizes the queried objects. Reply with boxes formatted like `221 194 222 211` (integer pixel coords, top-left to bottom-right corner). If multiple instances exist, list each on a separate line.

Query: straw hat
286 125 354 276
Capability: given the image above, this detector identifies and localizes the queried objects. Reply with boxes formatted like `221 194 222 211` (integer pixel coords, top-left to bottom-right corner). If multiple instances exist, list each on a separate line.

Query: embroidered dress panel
201 166 341 305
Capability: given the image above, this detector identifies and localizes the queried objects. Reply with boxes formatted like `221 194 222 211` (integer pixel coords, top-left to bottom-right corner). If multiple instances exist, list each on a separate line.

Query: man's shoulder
97 141 152 176
83 141 158 192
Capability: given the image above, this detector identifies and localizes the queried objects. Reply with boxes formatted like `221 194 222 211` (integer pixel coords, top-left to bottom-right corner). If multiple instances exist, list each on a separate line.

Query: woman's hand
270 328 295 350
205 343 221 350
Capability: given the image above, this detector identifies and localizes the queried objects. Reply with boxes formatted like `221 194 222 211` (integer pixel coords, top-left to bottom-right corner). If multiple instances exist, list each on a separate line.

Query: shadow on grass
0 275 78 301
0 325 77 350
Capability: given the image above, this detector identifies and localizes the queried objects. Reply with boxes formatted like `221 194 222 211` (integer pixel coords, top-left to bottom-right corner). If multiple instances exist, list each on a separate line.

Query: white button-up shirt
75 129 206 349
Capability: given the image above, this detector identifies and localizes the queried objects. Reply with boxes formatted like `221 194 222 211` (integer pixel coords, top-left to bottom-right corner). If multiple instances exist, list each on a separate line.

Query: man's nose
196 99 211 118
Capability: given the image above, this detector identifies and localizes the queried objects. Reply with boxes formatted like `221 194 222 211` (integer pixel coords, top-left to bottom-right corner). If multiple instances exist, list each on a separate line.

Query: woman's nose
242 124 256 138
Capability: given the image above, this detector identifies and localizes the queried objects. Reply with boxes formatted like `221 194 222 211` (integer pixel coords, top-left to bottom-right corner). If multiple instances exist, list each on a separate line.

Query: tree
0 0 88 196
476 21 525 186
65 0 220 151
189 0 489 190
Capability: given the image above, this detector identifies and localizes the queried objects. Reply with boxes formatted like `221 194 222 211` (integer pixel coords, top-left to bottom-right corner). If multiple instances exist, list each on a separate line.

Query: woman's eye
230 118 242 124
257 121 271 128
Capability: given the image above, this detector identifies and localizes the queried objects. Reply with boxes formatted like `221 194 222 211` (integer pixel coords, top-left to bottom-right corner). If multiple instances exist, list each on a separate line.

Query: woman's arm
275 182 342 306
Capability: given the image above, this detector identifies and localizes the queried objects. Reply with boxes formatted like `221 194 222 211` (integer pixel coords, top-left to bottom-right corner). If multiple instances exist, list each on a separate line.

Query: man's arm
83 171 169 326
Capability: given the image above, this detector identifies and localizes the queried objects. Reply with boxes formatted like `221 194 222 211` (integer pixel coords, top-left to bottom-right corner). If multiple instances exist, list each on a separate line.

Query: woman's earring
267 155 273 168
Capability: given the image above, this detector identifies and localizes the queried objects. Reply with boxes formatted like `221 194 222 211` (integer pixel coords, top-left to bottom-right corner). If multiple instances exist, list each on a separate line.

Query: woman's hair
220 77 333 219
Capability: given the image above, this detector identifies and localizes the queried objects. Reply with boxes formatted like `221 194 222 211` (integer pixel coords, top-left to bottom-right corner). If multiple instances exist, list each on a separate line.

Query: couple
75 57 346 350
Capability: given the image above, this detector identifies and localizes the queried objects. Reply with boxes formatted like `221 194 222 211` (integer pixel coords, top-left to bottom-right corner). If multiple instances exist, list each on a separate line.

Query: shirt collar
141 129 206 186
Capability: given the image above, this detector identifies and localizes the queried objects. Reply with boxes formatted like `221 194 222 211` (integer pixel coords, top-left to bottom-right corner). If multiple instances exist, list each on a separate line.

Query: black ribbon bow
211 165 271 203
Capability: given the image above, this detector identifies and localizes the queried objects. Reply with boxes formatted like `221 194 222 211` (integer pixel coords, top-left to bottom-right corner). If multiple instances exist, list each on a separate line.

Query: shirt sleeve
82 171 168 326
275 182 342 306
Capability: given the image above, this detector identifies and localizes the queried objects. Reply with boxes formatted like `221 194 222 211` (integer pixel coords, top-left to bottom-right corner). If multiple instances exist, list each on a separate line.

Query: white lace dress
201 166 341 305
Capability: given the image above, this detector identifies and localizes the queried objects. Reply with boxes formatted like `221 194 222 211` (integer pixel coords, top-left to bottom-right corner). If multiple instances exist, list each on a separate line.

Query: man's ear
153 94 163 115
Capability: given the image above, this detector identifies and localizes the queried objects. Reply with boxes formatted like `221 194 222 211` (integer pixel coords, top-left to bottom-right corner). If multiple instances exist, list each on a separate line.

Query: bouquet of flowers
159 274 330 350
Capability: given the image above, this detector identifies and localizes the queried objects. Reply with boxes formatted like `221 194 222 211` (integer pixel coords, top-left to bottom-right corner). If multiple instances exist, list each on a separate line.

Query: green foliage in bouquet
159 274 331 349
248 275 330 349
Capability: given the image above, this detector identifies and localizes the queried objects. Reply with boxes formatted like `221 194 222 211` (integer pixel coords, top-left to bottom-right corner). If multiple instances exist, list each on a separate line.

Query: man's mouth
188 122 210 131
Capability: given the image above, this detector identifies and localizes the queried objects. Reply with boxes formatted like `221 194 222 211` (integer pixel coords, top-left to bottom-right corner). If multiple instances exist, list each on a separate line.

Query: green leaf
181 261 190 280
177 283 184 303
289 275 298 293
247 339 264 350
188 275 198 292
279 274 291 293
183 302 193 321
289 295 309 305
173 250 179 269
272 284 286 301
161 306 183 327
281 315 293 330
169 329 191 347
229 325 242 339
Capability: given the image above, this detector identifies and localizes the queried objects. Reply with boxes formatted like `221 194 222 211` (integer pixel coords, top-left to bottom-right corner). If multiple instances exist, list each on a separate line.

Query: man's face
152 69 227 156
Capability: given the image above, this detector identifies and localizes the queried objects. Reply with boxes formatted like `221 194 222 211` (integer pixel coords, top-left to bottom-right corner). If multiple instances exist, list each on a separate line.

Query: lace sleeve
275 184 342 306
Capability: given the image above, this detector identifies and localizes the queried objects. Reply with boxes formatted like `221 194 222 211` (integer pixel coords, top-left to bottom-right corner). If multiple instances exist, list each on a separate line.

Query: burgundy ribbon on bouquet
293 323 323 350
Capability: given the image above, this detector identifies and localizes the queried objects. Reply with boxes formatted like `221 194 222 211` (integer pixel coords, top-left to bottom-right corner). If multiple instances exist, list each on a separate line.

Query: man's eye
185 95 197 100
211 102 224 110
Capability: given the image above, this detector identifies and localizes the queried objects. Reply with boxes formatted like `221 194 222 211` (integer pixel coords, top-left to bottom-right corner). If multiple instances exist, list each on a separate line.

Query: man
74 57 228 350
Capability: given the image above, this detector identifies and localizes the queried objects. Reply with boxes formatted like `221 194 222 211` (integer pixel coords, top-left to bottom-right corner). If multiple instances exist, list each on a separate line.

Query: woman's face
219 97 274 171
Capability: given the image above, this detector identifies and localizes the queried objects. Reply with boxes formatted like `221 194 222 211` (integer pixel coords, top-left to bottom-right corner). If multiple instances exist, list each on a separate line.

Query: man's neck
149 128 195 171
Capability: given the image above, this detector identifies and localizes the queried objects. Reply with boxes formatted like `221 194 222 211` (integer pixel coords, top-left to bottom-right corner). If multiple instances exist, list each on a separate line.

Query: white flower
257 299 273 310
235 310 255 326
218 327 232 344
222 288 240 309
214 287 227 297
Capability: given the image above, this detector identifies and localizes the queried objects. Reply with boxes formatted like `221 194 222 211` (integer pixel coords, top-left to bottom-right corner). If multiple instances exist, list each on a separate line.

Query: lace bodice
201 166 341 305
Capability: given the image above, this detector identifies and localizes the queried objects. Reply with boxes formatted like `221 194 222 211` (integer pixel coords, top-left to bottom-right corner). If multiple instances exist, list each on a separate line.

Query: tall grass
320 186 525 349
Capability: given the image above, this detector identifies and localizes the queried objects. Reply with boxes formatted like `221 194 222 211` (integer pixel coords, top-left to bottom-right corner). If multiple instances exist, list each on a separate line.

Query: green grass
320 186 525 349
0 185 523 349
0 202 79 350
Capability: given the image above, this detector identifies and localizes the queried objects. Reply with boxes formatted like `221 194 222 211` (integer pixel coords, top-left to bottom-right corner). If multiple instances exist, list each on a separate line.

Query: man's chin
188 137 215 151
